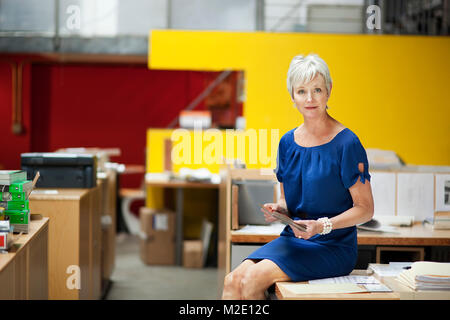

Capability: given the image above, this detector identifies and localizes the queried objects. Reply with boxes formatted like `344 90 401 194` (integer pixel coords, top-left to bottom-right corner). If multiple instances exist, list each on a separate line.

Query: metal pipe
54 0 60 51
10 61 23 135
256 0 265 31
10 62 17 127
167 0 172 29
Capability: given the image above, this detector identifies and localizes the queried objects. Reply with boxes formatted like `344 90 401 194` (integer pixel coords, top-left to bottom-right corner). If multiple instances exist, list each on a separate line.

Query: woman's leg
240 259 291 300
222 259 257 299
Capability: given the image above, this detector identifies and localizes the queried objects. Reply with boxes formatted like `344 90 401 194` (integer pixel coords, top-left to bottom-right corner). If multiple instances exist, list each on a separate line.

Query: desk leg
175 188 183 266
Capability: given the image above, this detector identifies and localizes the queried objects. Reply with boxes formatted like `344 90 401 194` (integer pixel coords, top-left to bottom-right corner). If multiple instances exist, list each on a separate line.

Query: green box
4 209 29 225
12 192 27 200
0 200 29 210
0 192 27 201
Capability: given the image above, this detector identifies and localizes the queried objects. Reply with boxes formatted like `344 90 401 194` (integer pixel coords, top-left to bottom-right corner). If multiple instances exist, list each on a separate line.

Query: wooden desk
146 179 219 265
0 217 49 300
357 223 450 246
275 267 450 300
229 223 450 272
29 185 102 300
230 223 450 246
275 282 400 300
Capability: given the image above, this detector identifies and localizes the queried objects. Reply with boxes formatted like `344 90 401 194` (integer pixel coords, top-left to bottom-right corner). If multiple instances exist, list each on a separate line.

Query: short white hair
287 54 332 98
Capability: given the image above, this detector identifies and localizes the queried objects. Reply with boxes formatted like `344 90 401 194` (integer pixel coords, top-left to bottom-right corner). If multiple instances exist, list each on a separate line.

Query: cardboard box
183 240 203 268
139 207 175 265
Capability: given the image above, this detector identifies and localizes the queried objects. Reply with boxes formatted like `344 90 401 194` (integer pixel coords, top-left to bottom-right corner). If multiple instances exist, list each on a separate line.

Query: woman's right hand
261 203 288 222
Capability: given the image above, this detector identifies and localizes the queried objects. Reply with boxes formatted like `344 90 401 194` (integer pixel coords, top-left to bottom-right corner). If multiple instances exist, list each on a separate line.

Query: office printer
21 153 97 188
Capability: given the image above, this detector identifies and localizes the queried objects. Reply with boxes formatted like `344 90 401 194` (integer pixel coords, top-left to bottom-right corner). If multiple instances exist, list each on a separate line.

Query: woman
222 53 374 300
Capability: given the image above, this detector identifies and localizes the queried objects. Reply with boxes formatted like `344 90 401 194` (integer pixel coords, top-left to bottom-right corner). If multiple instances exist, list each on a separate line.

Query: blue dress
245 127 371 282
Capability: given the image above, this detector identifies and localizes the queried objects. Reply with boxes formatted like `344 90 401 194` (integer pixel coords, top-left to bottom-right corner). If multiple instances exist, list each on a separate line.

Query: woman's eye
315 88 322 93
298 90 304 94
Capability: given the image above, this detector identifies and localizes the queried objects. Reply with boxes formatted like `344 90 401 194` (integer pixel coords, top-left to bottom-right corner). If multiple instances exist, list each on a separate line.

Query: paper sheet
282 283 367 295
30 190 58 195
233 223 285 234
371 172 396 216
397 173 434 221
363 284 393 292
309 276 380 285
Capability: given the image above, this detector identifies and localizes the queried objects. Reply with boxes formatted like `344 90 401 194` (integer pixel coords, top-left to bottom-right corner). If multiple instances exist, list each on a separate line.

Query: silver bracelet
318 217 332 235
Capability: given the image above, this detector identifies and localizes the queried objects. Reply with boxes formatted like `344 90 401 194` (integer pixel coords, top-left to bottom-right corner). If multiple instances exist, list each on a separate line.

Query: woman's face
292 73 330 118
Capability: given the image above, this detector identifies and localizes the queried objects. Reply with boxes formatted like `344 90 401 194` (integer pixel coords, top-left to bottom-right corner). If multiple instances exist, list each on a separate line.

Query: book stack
396 261 450 291
0 170 32 233
424 214 450 230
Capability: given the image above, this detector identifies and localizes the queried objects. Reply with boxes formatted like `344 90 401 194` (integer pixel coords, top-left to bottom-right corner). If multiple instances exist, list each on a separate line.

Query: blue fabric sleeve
340 138 371 189
274 140 284 183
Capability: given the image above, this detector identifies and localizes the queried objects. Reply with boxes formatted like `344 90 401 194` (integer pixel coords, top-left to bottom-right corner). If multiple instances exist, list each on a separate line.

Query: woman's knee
223 272 234 289
239 268 265 299
224 259 256 289
223 270 243 292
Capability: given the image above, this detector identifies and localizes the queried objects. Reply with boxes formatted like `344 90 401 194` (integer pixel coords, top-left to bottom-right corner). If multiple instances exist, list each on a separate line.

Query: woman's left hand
290 220 322 240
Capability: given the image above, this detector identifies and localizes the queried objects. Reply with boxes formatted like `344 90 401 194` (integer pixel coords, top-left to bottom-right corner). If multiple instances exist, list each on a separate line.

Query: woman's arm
329 178 374 229
292 175 374 239
262 183 289 222
276 183 288 213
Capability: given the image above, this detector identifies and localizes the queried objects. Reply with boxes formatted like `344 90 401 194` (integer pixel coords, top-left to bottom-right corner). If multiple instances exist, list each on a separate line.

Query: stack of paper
424 215 450 230
281 283 367 295
357 219 399 233
369 262 412 277
309 275 380 285
309 275 392 292
396 261 450 290
0 170 27 185
234 223 285 234
375 215 414 227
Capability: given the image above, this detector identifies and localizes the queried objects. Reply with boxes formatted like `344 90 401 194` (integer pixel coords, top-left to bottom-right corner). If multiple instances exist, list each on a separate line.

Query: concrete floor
106 233 220 300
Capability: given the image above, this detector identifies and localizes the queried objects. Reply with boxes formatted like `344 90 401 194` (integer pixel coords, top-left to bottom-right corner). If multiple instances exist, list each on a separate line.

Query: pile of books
0 170 33 233
424 214 450 230
396 261 450 291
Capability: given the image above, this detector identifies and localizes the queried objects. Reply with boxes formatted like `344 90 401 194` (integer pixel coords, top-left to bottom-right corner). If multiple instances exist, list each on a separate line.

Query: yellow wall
146 128 279 174
149 31 450 166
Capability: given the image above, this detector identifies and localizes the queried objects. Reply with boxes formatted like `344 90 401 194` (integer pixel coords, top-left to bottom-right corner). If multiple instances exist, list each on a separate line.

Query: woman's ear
328 83 333 97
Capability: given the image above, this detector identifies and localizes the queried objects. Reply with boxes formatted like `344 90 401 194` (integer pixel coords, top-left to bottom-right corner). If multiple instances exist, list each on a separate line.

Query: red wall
0 57 227 188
